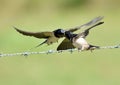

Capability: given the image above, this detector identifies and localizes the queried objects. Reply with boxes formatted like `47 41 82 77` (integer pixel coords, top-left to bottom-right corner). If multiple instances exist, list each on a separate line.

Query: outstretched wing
76 22 104 39
14 27 54 39
57 38 75 51
67 16 104 32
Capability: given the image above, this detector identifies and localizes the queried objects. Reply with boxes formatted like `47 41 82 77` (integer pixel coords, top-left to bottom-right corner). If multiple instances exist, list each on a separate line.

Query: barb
0 44 120 57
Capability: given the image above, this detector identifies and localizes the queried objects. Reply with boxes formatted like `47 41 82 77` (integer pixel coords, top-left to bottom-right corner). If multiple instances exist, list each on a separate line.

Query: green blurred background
0 0 120 85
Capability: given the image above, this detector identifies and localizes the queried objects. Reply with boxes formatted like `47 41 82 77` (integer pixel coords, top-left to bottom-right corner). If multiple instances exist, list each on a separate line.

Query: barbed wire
0 44 120 57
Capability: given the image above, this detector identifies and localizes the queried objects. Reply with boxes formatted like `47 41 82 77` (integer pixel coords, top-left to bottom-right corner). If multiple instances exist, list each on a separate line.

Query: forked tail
88 44 100 50
29 40 47 50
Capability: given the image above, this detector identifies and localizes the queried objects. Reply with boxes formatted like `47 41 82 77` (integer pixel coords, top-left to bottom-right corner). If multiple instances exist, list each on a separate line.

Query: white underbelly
73 38 89 49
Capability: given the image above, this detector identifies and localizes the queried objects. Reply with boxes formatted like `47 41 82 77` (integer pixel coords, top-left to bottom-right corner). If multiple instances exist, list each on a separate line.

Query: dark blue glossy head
65 31 77 40
54 29 65 38
65 31 72 40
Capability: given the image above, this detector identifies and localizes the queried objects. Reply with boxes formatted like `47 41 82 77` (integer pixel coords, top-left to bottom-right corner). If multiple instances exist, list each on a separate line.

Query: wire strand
0 44 120 57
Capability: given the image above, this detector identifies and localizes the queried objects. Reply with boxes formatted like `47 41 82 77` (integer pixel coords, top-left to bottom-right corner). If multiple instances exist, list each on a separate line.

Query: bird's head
64 31 73 40
53 29 65 38
65 31 77 40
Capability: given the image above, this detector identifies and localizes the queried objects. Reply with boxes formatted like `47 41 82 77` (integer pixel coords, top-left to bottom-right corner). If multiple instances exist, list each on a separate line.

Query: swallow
57 22 104 51
14 16 103 48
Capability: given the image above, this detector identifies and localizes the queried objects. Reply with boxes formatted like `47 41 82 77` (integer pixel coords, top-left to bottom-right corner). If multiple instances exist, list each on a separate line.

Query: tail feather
29 40 47 50
88 44 100 50
34 40 47 48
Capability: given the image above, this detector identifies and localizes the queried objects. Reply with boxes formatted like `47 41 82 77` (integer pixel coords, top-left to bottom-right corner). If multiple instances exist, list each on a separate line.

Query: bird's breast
72 37 89 48
75 38 88 44
47 37 59 45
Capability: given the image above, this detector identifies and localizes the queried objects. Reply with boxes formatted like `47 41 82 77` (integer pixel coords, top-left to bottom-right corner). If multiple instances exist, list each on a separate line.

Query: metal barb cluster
0 44 120 57
99 44 120 49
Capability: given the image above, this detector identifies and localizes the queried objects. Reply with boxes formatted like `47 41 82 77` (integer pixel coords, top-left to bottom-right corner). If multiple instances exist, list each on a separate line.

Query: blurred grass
0 0 120 85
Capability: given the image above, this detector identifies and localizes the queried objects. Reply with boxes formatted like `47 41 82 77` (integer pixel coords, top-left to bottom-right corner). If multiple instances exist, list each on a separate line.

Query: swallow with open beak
57 22 104 51
14 16 103 48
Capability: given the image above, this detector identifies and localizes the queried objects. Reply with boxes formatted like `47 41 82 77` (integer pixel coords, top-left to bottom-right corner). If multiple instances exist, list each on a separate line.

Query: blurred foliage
57 0 88 10
21 0 88 12
22 0 42 13
0 0 120 85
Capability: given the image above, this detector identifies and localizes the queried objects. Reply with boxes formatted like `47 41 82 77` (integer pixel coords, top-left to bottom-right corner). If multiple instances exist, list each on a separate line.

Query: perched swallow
57 22 104 51
14 16 103 48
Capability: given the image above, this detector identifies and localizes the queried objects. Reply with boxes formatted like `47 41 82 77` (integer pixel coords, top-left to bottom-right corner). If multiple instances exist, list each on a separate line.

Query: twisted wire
0 44 120 57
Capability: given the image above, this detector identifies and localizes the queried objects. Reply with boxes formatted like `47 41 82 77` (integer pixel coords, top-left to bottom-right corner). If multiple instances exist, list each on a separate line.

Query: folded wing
57 38 75 51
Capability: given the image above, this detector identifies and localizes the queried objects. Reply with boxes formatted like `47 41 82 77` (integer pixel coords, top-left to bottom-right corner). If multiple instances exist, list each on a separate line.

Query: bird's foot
78 48 82 52
58 50 63 53
68 49 74 53
89 47 96 52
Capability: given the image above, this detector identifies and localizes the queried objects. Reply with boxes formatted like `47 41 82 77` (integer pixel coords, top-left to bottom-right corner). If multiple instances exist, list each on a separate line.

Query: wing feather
75 22 104 39
57 38 75 50
67 16 104 32
14 27 54 39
